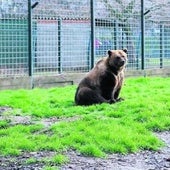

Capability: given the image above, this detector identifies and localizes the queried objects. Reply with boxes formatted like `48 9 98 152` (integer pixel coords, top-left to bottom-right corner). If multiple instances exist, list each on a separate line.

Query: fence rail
0 0 170 78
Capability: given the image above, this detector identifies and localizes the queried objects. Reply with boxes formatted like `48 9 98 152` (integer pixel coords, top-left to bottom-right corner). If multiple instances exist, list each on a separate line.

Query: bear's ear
123 48 127 54
108 50 112 56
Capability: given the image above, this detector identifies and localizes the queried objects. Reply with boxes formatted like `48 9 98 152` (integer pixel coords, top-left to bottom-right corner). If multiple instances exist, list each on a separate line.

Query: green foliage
0 77 169 159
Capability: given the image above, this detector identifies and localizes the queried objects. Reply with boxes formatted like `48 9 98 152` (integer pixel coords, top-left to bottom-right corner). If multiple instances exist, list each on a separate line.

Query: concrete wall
0 68 170 90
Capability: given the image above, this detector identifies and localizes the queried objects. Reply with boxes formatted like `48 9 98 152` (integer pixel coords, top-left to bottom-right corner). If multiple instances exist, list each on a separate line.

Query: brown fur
75 49 128 105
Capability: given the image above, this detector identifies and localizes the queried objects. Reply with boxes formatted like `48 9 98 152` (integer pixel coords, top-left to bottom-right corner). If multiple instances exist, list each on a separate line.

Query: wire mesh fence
31 1 91 75
0 0 28 77
95 0 141 70
0 0 170 78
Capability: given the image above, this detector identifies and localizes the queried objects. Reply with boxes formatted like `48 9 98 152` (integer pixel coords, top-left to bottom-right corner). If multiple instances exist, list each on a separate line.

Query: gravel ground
0 107 170 170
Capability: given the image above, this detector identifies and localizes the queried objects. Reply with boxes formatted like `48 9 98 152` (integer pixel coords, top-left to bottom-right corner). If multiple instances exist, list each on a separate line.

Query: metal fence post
90 0 95 69
58 17 62 73
114 20 118 50
28 0 32 77
28 0 34 88
141 0 145 70
160 24 164 68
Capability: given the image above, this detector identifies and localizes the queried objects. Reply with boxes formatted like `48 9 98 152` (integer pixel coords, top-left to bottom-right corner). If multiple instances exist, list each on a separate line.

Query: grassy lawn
0 77 170 167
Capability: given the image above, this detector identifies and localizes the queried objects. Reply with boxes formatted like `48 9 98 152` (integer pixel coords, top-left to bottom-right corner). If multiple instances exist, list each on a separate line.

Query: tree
0 0 27 17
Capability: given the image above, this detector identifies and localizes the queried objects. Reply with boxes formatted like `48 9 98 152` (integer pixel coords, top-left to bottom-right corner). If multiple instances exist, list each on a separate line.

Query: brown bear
75 48 128 106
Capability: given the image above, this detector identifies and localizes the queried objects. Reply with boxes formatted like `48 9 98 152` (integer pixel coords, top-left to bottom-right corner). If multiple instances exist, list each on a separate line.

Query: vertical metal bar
90 0 95 69
28 0 32 76
58 17 62 73
121 24 124 49
160 24 164 68
113 20 117 50
141 0 145 70
28 0 33 88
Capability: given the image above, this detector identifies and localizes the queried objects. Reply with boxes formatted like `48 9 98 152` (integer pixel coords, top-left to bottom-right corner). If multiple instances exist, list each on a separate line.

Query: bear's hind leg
75 87 109 106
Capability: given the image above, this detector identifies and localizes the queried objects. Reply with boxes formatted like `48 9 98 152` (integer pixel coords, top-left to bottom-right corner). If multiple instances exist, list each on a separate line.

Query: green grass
25 157 37 164
0 120 9 128
25 154 65 170
43 154 68 165
43 166 59 170
0 124 43 155
0 77 170 163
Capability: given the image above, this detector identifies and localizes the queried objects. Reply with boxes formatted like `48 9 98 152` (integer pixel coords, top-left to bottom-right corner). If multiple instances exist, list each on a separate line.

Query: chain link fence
0 0 170 78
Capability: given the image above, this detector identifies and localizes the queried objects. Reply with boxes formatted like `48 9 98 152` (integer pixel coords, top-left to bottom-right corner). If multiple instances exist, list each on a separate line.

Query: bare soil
0 107 170 170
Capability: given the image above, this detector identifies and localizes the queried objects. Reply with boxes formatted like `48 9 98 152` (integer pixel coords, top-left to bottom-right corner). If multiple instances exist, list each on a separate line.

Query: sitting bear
75 49 128 106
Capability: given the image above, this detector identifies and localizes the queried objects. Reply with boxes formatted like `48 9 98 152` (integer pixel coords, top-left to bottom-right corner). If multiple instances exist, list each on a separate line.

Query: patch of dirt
40 116 81 128
0 106 32 125
0 106 80 127
0 151 56 170
0 107 170 170
0 106 12 114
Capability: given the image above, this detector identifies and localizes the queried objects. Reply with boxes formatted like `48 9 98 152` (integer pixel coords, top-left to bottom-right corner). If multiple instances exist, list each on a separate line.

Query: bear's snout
116 57 126 67
119 60 125 66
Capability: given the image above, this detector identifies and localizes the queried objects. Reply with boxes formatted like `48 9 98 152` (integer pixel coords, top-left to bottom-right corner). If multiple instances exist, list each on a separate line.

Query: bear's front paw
116 97 124 102
109 99 116 104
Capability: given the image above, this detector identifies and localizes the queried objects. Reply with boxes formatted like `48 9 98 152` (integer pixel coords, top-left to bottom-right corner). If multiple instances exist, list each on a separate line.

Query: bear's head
107 48 128 71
